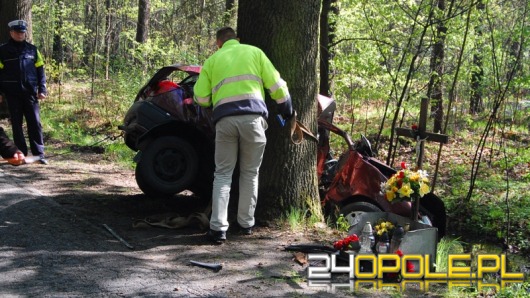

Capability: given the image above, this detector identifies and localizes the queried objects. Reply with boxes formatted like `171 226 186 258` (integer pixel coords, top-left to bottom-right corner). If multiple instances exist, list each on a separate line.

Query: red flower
398 170 405 178
396 249 404 257
406 261 415 272
333 234 360 251
400 162 407 169
333 240 343 250
348 234 359 242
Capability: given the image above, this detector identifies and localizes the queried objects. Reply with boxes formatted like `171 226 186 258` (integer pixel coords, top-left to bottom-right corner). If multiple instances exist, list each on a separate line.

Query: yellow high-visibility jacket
194 39 291 123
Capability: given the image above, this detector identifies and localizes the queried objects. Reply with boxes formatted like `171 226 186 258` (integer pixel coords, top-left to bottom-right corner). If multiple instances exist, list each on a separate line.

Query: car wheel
339 201 382 227
135 165 171 198
135 136 198 196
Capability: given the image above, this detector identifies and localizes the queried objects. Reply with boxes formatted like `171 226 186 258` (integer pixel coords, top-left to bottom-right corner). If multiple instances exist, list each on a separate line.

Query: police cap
8 20 27 32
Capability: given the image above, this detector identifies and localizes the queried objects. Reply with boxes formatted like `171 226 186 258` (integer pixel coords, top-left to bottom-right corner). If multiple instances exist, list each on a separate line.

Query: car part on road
189 260 223 272
103 224 134 249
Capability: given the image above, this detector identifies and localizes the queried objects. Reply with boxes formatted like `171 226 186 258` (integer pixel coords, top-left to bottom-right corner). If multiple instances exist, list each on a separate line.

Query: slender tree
319 0 338 97
470 0 485 114
52 0 65 69
237 0 322 221
223 0 235 26
136 0 149 43
427 0 447 133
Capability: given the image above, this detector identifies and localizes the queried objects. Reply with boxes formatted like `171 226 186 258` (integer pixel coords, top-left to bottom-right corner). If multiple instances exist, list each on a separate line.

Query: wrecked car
119 64 446 237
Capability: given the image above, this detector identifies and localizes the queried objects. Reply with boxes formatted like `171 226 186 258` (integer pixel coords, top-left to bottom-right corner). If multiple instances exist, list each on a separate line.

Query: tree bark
52 0 65 67
223 0 235 26
237 0 321 221
136 0 149 43
470 0 484 114
319 0 338 97
428 0 446 133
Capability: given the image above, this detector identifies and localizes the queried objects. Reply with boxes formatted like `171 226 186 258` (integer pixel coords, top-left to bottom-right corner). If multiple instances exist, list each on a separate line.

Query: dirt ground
0 146 454 297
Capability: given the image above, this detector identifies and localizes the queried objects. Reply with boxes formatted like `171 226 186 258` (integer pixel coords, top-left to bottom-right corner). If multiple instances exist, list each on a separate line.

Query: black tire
135 136 198 197
135 165 171 198
339 201 382 227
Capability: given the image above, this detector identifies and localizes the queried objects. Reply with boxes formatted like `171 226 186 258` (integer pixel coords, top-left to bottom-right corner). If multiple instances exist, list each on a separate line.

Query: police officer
0 20 48 164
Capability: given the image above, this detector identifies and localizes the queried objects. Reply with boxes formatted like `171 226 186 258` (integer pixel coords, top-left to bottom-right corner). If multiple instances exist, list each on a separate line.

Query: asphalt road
0 166 346 298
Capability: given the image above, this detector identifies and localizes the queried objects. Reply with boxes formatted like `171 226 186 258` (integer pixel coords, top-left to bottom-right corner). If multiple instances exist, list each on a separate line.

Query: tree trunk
470 0 484 114
428 0 446 133
237 0 321 222
52 0 65 67
223 0 235 26
136 0 149 43
319 0 338 97
105 0 112 80
83 3 95 65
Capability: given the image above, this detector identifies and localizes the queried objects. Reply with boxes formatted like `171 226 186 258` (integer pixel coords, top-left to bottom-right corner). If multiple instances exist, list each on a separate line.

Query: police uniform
0 20 47 163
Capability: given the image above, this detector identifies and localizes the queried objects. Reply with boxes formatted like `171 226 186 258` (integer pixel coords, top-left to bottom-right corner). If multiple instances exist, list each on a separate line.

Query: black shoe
238 224 253 235
207 229 226 244
39 157 48 165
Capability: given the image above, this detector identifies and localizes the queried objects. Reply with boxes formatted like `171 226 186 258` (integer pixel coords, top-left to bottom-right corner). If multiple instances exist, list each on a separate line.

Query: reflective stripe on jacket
193 39 290 123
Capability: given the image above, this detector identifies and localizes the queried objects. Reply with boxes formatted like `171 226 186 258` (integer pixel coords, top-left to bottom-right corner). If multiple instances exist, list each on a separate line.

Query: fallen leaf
293 252 307 265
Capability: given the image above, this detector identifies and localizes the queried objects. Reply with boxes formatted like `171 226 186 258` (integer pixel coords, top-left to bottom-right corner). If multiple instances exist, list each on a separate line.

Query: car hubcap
154 148 187 181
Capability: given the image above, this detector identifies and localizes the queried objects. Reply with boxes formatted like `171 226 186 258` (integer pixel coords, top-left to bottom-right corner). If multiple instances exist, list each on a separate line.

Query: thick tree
237 0 322 221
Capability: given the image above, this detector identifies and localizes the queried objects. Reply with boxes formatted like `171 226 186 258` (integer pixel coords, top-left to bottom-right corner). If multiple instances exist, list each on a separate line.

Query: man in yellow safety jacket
194 26 293 244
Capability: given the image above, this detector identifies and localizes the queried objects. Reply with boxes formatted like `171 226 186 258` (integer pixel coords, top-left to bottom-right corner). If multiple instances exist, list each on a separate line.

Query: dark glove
278 100 293 119
276 109 296 127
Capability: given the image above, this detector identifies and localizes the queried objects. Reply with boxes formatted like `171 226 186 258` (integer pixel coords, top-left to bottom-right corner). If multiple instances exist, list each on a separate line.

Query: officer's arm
35 50 47 96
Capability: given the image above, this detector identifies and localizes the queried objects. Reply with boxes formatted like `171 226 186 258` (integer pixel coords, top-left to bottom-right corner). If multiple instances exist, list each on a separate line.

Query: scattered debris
102 224 134 249
189 260 222 272
292 252 307 265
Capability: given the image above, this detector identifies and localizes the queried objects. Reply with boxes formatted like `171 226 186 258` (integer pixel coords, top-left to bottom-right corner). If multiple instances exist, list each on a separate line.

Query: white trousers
210 114 268 232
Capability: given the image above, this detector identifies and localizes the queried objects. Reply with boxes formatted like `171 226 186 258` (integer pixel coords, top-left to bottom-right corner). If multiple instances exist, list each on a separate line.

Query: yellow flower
386 190 396 201
410 172 420 182
419 182 430 196
398 183 414 198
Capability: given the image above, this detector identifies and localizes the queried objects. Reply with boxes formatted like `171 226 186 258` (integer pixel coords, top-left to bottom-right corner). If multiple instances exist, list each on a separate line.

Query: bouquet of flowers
374 219 394 236
381 162 430 203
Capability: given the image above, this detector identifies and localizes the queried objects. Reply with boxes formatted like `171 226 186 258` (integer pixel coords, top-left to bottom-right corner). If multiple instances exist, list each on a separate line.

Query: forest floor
0 143 393 298
0 140 524 297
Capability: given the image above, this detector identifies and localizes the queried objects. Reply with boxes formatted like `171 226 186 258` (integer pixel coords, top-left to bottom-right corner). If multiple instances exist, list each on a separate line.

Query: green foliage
284 207 305 231
335 214 350 233
435 237 465 272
